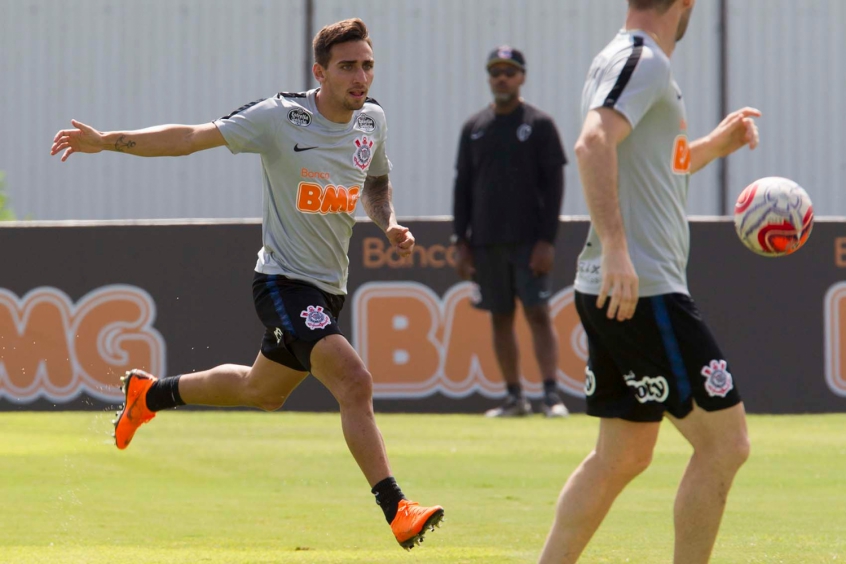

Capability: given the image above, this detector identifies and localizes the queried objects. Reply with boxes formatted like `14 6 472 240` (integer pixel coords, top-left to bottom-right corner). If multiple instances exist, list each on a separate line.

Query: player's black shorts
252 273 345 372
575 291 742 422
472 243 552 314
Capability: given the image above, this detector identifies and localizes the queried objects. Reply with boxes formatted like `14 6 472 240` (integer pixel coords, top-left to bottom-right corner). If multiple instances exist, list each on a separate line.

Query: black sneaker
542 393 569 418
485 395 532 417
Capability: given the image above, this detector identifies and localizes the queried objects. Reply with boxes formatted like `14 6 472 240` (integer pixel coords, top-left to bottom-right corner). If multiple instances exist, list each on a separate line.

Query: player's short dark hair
313 18 372 68
628 0 678 13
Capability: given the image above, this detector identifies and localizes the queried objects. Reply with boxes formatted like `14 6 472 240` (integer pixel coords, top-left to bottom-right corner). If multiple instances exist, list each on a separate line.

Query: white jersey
214 89 391 295
574 30 691 297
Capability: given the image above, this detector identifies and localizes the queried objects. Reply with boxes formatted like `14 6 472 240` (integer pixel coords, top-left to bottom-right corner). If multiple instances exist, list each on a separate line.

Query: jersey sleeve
586 42 670 129
213 98 278 155
367 106 392 177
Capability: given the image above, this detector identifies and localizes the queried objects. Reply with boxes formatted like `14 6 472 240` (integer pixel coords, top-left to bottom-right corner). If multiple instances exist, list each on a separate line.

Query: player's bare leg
538 419 660 564
309 334 443 549
178 352 309 410
113 353 308 449
309 334 391 486
667 402 750 564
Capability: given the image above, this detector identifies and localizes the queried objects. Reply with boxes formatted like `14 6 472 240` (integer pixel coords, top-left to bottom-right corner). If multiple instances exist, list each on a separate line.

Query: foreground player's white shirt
575 30 691 297
215 89 391 295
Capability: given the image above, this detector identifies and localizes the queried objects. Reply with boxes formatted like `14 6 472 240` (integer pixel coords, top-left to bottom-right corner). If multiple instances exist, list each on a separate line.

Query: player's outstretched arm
362 174 415 258
50 120 226 162
575 108 638 321
689 107 761 174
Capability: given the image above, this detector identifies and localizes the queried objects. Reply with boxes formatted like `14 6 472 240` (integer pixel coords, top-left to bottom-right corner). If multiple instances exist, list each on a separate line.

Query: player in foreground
50 18 443 551
538 1 759 562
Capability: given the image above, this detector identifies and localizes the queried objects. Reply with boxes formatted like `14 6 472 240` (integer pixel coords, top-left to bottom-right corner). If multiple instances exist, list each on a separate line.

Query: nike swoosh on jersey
294 144 318 152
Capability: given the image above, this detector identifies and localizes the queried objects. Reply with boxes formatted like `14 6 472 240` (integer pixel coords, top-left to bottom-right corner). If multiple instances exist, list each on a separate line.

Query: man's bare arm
361 174 398 231
575 107 638 321
51 120 226 161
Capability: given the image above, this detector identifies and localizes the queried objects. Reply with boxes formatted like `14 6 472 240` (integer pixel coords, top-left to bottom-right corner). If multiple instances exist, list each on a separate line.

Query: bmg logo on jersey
624 371 670 403
297 182 361 215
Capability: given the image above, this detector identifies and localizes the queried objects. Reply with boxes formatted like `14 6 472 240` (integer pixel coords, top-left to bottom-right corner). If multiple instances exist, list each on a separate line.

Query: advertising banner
1 219 844 414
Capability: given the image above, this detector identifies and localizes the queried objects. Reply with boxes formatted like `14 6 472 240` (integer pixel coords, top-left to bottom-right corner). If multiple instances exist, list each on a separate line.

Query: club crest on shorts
301 305 331 330
287 108 312 127
353 135 374 170
584 366 597 396
355 113 376 132
273 327 283 344
517 123 532 142
701 359 734 397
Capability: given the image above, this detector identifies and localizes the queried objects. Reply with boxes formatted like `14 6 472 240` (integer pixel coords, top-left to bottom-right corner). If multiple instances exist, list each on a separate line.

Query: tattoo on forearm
114 135 137 153
363 175 395 230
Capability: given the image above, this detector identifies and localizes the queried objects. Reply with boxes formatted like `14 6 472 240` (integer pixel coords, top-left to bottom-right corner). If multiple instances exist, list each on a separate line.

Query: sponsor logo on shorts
517 124 532 142
274 328 283 344
624 371 670 403
288 108 312 127
355 113 376 132
584 367 597 396
353 136 374 170
700 359 733 397
301 305 331 330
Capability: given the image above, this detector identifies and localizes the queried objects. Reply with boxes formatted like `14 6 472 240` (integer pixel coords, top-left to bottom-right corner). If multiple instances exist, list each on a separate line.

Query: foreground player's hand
529 241 555 277
454 241 475 280
51 120 105 162
709 107 761 158
597 248 639 322
387 225 415 258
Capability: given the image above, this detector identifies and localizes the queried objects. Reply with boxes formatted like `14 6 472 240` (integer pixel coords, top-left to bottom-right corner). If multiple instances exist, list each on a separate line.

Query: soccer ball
733 177 814 257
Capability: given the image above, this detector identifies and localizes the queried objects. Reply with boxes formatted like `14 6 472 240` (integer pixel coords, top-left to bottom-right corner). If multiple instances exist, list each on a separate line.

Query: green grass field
1 412 844 563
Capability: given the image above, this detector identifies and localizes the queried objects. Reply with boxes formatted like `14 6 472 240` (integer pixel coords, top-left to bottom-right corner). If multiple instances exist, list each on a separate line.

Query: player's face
488 63 525 104
316 40 375 113
676 1 695 41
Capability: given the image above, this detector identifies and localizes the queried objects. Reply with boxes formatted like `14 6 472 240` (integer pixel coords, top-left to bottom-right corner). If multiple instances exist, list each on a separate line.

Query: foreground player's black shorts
252 273 345 372
575 291 742 422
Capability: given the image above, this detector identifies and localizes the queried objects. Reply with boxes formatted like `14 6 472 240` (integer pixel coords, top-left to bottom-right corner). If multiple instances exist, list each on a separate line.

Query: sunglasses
488 67 520 78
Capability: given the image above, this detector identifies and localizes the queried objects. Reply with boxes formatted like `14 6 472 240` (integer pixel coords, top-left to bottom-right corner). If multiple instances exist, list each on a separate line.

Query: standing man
452 46 569 418
539 1 759 562
50 19 444 551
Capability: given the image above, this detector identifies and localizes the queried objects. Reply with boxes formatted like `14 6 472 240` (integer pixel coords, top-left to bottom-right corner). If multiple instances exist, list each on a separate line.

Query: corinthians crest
700 359 734 397
301 305 331 330
353 135 374 170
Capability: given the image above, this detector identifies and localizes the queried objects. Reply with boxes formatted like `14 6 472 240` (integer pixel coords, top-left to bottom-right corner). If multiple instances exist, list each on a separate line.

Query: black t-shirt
453 102 567 246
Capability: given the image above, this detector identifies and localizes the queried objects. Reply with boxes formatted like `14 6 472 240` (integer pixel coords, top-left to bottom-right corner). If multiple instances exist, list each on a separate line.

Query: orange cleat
112 369 157 450
390 499 445 550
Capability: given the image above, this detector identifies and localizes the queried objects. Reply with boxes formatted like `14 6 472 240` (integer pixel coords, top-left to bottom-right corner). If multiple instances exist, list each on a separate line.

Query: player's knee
618 449 653 479
724 433 751 469
253 395 288 412
595 448 653 481
336 367 374 408
696 432 751 471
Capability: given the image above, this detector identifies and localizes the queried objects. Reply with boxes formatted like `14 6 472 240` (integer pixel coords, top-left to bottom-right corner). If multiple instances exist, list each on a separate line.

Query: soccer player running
50 19 443 551
538 1 759 562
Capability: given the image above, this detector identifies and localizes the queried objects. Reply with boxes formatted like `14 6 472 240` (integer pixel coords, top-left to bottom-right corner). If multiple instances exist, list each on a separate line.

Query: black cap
486 46 526 71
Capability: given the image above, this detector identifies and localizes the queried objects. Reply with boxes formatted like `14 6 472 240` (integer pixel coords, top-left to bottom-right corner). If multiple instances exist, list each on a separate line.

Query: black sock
371 476 406 524
543 379 561 404
145 375 185 412
506 383 522 398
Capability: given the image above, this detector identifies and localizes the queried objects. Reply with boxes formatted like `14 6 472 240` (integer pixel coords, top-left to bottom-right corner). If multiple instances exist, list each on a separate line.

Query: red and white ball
733 177 814 257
